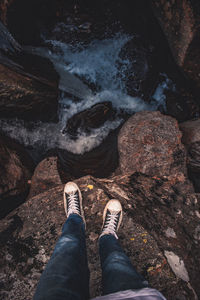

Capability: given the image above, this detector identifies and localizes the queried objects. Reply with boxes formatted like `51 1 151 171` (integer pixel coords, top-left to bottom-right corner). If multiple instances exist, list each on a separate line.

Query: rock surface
118 37 158 101
165 88 200 123
180 119 200 146
58 128 120 179
0 20 21 54
62 102 116 138
0 0 10 24
0 62 59 122
0 173 199 299
0 133 34 218
28 156 62 199
180 119 200 191
118 111 186 177
0 20 59 122
151 0 200 91
1 112 200 299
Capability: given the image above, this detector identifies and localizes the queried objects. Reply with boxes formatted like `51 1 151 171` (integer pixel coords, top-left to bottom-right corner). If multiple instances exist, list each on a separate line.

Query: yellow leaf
143 239 147 243
141 233 147 236
87 185 94 190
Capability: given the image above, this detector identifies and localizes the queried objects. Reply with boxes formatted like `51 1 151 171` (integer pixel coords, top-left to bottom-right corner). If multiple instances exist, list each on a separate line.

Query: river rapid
0 20 174 159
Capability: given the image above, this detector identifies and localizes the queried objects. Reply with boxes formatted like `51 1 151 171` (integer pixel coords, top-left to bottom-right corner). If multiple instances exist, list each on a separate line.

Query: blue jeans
34 214 147 300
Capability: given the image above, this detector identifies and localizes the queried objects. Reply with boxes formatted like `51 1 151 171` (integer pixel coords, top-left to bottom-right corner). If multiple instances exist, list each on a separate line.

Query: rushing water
0 31 174 156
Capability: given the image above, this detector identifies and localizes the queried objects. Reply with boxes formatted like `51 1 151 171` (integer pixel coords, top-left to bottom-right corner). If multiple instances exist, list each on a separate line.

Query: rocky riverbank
1 1 200 300
1 111 200 299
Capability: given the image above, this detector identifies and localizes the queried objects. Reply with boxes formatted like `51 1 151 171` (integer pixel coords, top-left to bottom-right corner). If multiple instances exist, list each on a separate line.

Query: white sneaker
63 182 85 225
100 199 123 239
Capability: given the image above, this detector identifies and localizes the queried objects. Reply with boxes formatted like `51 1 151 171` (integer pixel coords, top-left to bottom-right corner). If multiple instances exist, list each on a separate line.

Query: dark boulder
0 133 34 218
62 102 116 138
0 0 11 24
118 37 159 101
0 20 59 122
118 111 186 177
150 0 200 92
0 20 21 54
165 88 200 123
0 62 59 122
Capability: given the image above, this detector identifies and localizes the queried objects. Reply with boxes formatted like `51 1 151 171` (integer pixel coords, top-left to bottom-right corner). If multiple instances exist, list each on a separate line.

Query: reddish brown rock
151 0 200 90
28 156 62 199
0 173 199 299
179 119 200 191
118 111 186 177
180 119 200 146
0 133 34 218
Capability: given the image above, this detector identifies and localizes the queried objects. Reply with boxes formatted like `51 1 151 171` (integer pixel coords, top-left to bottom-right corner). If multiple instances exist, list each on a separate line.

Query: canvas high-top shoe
63 182 86 225
100 199 123 239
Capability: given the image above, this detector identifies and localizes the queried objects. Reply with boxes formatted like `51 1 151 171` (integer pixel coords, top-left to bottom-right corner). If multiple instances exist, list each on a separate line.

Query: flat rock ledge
0 173 199 300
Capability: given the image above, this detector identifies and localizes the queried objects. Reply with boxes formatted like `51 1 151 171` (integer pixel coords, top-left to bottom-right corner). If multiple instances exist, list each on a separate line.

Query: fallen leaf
141 233 147 236
87 185 94 190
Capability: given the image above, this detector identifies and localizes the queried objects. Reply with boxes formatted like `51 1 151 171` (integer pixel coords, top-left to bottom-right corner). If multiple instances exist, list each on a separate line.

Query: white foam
151 74 175 110
0 118 122 155
38 33 131 91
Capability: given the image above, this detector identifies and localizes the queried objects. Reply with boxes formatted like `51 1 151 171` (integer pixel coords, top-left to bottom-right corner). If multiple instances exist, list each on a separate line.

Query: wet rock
0 0 11 24
0 20 21 54
179 119 200 191
0 62 59 122
62 102 116 138
0 21 59 122
0 173 198 299
0 133 34 218
0 21 58 87
28 156 62 199
179 119 200 147
58 128 120 179
118 111 186 177
165 88 200 123
151 0 200 91
118 37 159 101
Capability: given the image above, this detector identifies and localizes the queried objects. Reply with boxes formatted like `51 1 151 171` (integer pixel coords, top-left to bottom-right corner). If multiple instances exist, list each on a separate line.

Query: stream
0 23 174 157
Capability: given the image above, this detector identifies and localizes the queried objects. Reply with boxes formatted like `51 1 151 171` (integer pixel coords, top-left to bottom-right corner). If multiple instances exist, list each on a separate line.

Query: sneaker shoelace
67 193 80 217
101 211 119 239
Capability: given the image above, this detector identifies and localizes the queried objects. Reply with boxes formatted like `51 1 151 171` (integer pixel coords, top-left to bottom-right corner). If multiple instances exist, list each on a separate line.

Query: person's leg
99 200 148 295
34 182 90 300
